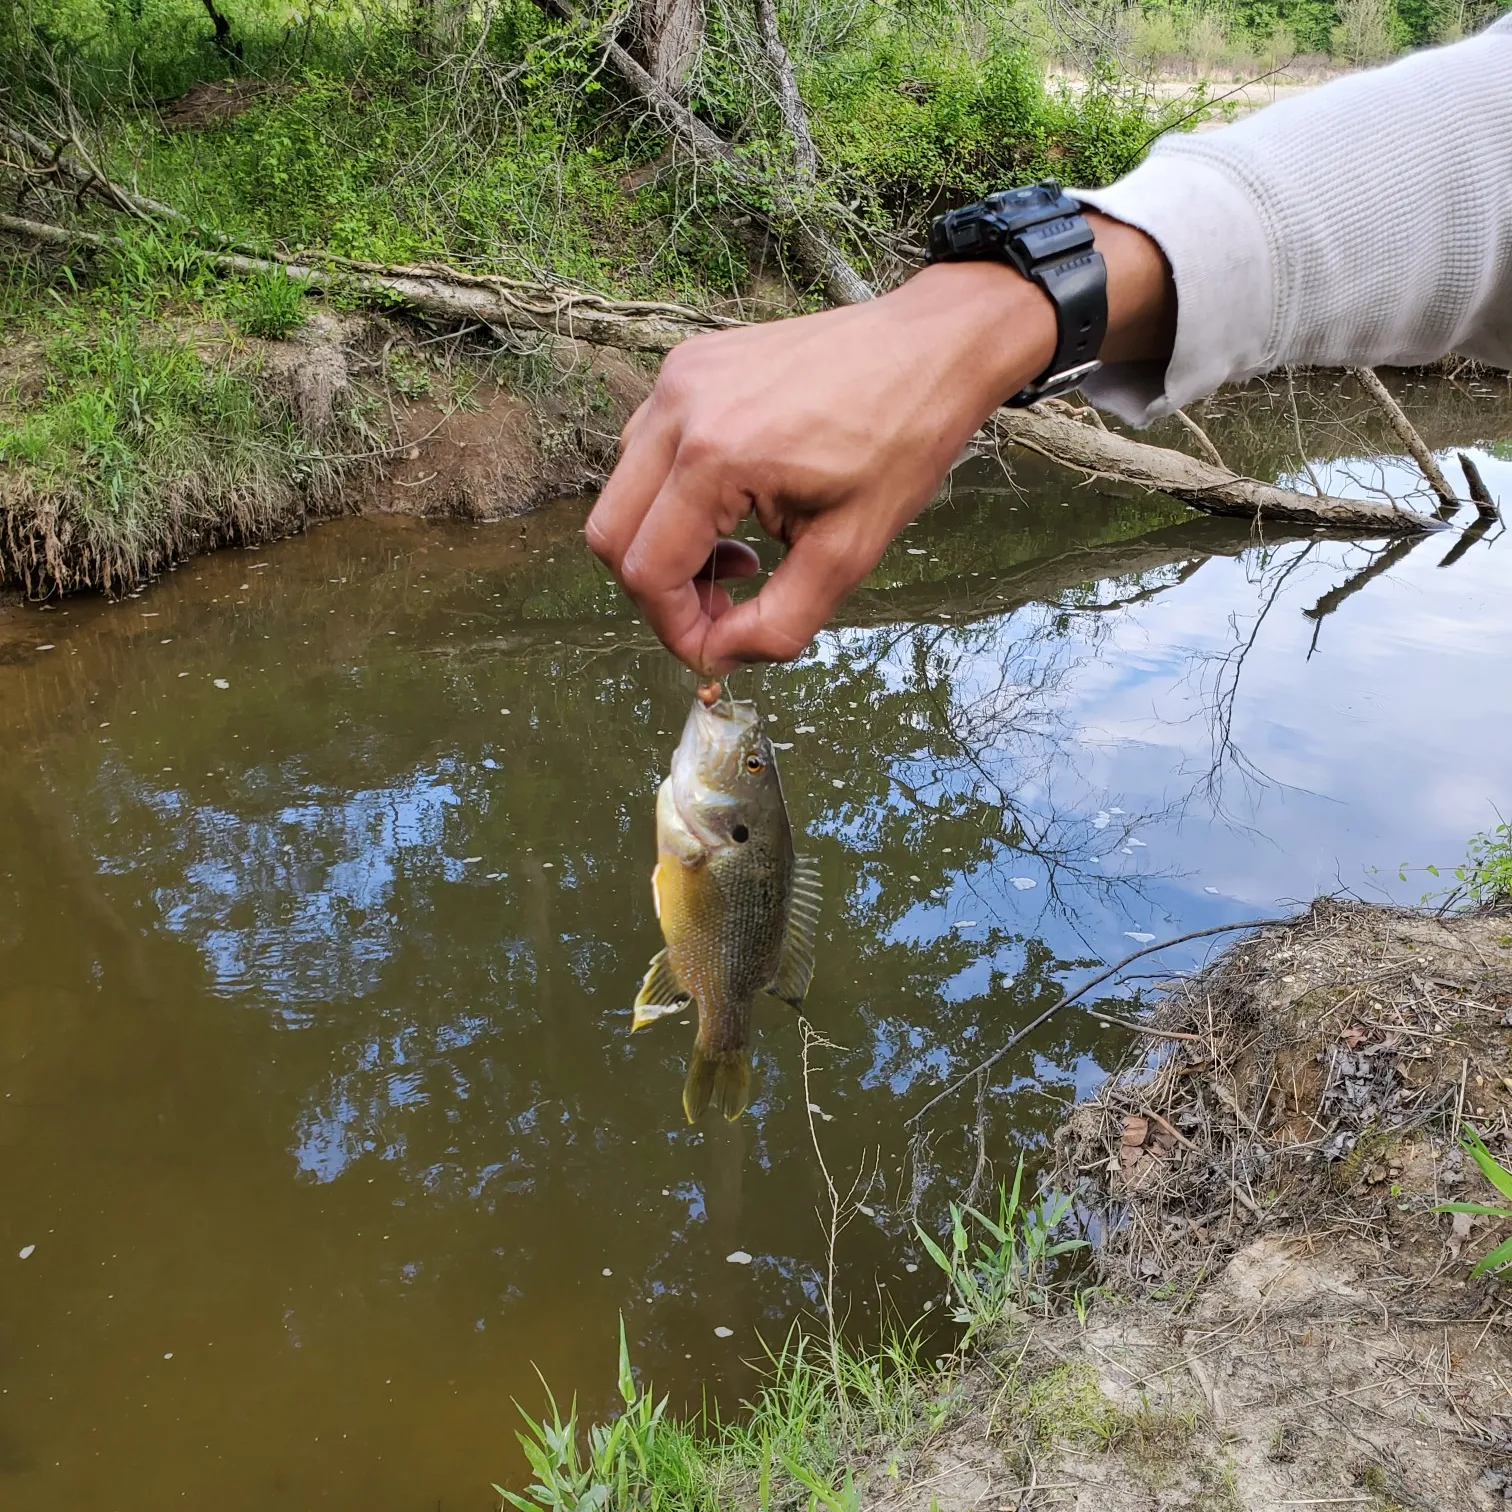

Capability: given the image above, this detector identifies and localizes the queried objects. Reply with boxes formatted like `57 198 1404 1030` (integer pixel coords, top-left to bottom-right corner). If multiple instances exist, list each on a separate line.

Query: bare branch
1350 365 1459 516
754 0 817 181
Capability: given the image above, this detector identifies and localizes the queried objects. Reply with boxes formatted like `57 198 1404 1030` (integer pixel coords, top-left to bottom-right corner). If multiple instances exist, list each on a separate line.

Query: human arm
587 18 1512 673
1077 14 1512 423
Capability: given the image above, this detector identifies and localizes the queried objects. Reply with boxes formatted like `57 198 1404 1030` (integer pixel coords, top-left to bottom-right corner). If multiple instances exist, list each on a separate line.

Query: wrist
889 260 1059 416
895 210 1175 409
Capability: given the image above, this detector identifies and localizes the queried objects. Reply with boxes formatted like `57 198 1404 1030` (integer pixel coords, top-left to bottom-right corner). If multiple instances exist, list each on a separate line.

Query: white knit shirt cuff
1074 155 1276 426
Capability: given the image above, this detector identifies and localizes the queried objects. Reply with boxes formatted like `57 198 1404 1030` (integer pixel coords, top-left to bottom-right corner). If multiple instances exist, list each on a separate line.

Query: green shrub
226 269 309 340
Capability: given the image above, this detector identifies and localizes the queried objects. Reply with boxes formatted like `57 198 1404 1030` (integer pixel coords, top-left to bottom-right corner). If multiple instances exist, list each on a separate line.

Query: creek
0 375 1509 1509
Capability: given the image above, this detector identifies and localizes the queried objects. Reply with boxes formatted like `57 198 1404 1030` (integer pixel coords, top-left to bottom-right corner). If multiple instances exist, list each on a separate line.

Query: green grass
496 1168 1084 1510
1433 1126 1512 1277
914 1156 1086 1343
0 231 361 594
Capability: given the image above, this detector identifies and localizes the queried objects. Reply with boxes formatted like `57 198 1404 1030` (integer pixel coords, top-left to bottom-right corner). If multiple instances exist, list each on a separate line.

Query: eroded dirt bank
0 310 652 599
886 901 1512 1511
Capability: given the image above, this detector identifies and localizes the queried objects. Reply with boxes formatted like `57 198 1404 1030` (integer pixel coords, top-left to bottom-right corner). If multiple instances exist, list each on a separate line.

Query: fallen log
986 406 1437 534
0 212 734 354
0 211 1440 534
1 120 192 228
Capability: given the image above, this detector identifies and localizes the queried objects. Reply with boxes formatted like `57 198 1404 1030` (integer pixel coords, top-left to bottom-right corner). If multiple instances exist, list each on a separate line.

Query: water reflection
0 382 1508 1511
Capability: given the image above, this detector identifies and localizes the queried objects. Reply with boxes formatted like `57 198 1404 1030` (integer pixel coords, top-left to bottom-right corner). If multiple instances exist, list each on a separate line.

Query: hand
585 216 1172 673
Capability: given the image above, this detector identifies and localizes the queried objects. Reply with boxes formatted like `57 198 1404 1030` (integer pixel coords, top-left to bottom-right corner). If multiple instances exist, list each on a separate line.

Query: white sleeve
1072 17 1512 426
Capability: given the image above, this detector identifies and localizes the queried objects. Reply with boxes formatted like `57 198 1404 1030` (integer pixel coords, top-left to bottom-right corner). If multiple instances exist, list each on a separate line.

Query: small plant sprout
1433 1127 1512 1277
915 1156 1085 1343
495 1316 668 1512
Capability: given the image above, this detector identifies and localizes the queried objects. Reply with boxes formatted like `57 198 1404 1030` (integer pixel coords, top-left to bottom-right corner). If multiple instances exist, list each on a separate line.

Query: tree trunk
637 0 704 94
199 0 243 63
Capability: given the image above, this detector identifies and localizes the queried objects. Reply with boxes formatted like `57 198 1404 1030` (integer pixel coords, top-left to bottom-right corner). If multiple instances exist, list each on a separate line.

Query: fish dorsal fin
767 854 821 1010
633 948 691 1031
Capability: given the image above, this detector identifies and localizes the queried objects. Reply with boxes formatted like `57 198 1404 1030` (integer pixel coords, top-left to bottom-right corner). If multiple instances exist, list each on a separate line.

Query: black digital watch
926 179 1107 407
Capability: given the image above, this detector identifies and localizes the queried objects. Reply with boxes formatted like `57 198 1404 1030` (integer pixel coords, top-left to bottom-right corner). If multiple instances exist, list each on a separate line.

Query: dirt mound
880 903 1512 1511
155 78 282 129
371 340 651 520
1055 899 1512 1291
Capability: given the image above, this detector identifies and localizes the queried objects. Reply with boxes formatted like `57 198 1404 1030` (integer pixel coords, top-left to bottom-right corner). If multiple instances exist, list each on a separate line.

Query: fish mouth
670 696 759 846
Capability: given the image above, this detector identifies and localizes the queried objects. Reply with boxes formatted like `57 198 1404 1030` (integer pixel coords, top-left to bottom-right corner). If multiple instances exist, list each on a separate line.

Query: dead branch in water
1350 365 1459 516
1458 451 1502 522
987 406 1437 533
906 916 1296 1129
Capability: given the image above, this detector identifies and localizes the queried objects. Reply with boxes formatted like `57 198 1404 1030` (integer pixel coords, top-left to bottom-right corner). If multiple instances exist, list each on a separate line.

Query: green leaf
1462 1127 1512 1202
616 1315 635 1409
1432 1201 1512 1217
1472 1232 1512 1277
914 1224 955 1281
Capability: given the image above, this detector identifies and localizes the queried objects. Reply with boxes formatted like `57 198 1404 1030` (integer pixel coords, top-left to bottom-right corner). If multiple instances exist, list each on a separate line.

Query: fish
631 685 820 1122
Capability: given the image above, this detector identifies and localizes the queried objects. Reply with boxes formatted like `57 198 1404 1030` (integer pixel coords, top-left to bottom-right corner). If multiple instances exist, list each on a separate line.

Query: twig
1094 1012 1205 1043
1173 407 1227 470
906 916 1295 1126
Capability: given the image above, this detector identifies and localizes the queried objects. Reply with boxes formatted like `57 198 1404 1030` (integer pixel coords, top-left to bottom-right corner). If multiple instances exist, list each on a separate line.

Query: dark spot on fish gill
731 824 749 844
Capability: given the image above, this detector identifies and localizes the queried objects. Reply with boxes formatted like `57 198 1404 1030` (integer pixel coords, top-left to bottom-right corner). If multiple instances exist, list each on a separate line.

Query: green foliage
496 1318 671 1512
225 270 308 340
1432 1127 1512 1277
1409 821 1512 904
1457 822 1512 903
805 35 1186 224
915 1159 1086 1342
499 1317 949 1511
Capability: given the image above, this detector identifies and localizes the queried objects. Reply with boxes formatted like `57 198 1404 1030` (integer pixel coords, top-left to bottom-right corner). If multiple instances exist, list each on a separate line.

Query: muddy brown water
0 376 1510 1509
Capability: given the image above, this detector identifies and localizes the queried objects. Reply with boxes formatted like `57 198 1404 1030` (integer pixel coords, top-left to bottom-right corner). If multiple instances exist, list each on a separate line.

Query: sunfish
632 688 820 1121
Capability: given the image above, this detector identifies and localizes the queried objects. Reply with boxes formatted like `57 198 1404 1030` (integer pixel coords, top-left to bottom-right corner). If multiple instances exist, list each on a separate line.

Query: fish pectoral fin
632 949 691 1031
766 854 821 1010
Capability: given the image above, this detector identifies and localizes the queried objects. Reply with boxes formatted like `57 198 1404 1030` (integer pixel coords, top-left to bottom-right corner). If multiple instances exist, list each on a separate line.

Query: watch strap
1011 244 1107 406
926 180 1108 407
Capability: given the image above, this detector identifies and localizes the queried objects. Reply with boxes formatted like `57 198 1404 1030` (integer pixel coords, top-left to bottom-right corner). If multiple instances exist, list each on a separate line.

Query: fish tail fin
683 1045 751 1124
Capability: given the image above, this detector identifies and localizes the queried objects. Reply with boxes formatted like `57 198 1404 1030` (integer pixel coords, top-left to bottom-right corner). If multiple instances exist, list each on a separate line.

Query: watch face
986 182 1057 217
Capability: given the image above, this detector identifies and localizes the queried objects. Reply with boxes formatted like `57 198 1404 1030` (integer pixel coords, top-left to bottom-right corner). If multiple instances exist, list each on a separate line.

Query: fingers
615 457 751 668
583 400 675 571
701 519 872 672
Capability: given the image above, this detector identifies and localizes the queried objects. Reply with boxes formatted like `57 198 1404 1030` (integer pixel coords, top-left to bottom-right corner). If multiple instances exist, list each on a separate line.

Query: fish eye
731 824 750 844
745 754 765 774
